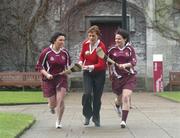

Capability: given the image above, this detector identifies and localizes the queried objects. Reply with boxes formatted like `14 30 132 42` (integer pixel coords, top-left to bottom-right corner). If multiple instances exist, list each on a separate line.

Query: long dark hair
49 32 66 44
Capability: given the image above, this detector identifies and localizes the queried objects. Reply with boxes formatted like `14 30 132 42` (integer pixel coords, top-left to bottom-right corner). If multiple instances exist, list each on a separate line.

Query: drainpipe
122 0 127 30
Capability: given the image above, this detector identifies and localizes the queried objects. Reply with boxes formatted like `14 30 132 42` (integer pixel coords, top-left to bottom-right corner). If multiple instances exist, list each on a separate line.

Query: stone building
1 0 180 91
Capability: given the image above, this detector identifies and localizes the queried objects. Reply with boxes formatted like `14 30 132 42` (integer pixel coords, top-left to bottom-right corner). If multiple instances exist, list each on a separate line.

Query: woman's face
88 31 98 45
54 35 65 48
115 34 126 48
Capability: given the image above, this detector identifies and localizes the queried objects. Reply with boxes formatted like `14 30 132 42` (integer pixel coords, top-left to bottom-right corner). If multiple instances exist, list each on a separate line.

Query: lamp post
122 0 127 30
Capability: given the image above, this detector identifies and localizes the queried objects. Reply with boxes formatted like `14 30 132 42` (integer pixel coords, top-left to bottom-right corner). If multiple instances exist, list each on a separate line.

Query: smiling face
115 34 126 48
88 31 98 45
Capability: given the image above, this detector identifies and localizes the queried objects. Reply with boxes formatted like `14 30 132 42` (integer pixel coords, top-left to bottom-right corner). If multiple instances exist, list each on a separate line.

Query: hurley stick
54 63 82 76
96 47 129 73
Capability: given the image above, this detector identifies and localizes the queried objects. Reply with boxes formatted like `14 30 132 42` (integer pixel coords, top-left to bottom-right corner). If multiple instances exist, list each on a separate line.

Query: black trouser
82 70 106 121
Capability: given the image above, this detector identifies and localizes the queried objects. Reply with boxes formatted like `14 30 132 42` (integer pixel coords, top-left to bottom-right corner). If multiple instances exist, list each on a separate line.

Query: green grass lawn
0 91 47 105
0 91 45 137
0 112 35 138
157 91 180 102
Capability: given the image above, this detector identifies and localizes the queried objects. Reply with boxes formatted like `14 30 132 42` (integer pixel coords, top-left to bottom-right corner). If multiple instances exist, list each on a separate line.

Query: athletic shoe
115 104 122 117
120 121 126 128
50 108 55 114
92 118 100 127
84 117 90 125
56 121 62 129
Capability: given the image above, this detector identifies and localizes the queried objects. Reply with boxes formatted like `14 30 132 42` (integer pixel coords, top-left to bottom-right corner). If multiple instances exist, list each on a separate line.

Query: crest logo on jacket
61 56 66 61
125 52 129 57
113 53 117 56
50 57 55 61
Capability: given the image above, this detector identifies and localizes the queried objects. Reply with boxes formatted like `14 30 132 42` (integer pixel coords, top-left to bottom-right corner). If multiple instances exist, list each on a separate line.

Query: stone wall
63 0 146 76
1 0 180 91
30 0 147 76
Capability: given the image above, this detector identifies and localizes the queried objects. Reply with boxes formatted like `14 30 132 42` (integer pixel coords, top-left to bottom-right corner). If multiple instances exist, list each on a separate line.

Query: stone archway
86 16 130 48
61 0 147 90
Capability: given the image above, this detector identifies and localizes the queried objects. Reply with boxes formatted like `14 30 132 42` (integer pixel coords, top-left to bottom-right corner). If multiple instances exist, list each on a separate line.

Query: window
174 0 180 9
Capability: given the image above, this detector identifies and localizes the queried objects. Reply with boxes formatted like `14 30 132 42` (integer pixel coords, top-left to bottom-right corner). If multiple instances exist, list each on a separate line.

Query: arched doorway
91 22 121 48
86 16 129 49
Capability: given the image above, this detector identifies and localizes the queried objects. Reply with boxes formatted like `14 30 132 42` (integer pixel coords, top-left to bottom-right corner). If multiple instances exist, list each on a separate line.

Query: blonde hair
87 25 100 36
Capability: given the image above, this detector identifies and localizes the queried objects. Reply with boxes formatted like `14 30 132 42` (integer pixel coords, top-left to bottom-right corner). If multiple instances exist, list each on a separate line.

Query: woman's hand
117 63 131 73
46 73 53 80
40 69 53 80
83 65 94 72
83 65 89 70
118 64 126 70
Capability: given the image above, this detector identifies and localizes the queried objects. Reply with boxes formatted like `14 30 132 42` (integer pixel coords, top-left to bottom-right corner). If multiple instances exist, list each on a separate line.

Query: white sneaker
120 121 126 128
56 121 62 129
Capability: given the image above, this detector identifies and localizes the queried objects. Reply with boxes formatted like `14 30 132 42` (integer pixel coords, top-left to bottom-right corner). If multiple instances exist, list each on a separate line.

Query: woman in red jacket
79 25 107 127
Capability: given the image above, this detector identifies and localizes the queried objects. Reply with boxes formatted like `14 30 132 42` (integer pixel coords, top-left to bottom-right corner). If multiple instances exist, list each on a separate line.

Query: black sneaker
50 107 55 114
84 117 90 125
92 118 100 127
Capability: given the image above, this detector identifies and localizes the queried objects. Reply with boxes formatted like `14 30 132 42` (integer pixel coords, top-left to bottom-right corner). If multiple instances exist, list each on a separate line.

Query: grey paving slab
0 92 180 138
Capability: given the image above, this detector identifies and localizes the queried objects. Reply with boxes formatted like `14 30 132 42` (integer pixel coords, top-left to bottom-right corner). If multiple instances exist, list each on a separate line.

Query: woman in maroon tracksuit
79 25 107 127
36 32 71 129
108 29 137 128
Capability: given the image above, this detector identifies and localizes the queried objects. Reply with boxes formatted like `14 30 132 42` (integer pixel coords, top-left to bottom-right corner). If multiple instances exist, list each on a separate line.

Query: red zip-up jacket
79 39 107 71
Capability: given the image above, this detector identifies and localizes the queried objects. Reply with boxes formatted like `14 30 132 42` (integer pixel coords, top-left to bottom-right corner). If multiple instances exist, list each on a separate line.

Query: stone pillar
145 0 156 91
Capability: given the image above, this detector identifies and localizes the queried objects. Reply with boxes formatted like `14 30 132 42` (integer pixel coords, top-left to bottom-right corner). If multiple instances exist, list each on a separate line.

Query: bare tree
24 0 49 71
136 0 180 42
0 0 49 71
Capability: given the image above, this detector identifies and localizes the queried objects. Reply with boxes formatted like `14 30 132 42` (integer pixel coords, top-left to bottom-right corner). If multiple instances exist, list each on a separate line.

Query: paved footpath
0 92 180 138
